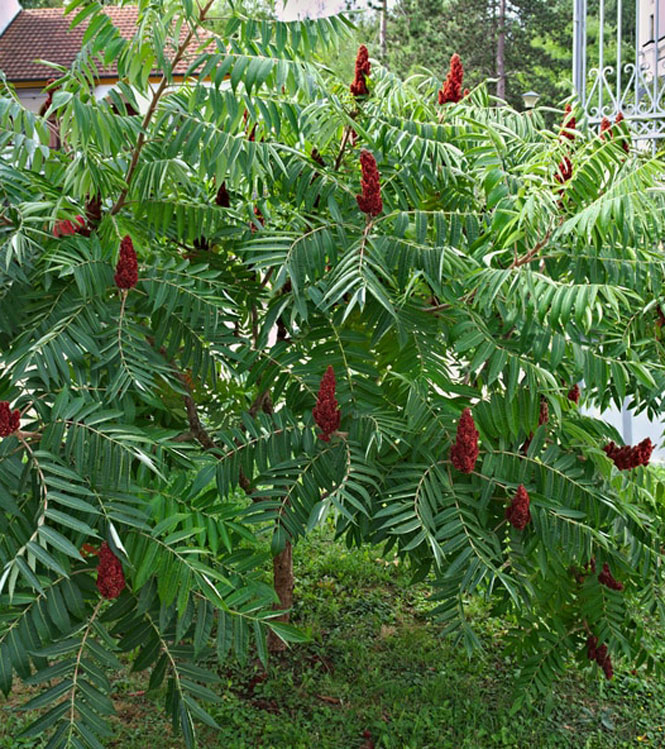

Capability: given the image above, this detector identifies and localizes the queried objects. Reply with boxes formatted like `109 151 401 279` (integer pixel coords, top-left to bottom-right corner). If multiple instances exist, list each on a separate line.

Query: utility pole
496 0 506 100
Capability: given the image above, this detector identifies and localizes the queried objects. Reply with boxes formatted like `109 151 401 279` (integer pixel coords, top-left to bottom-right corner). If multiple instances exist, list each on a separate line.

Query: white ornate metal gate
573 1 665 457
573 0 665 142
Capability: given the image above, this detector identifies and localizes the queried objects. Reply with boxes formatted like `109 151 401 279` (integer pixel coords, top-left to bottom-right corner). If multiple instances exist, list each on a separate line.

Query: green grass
2 526 665 748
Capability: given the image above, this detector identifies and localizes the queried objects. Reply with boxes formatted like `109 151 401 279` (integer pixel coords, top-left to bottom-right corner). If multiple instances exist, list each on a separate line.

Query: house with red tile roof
0 0 213 113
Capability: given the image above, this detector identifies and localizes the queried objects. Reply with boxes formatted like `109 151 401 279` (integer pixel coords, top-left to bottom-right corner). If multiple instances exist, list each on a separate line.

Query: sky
275 0 397 21
275 1 350 20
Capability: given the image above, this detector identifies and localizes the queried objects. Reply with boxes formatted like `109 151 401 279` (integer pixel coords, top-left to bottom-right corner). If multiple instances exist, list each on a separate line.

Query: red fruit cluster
85 194 102 226
43 78 56 110
356 150 383 217
567 384 581 403
598 562 624 591
243 110 257 141
450 408 479 474
555 156 573 185
96 542 126 599
0 401 20 437
215 182 230 207
601 112 630 153
561 105 576 139
522 397 549 454
555 105 576 194
114 235 138 289
53 215 86 238
506 484 531 530
657 307 665 329
350 45 371 97
586 636 613 680
438 53 464 105
560 104 576 141
313 366 341 442
615 111 630 153
250 205 265 233
603 438 653 470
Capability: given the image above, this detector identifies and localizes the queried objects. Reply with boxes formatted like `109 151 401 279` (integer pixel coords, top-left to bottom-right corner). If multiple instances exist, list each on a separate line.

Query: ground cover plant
1 1 665 746
2 526 665 748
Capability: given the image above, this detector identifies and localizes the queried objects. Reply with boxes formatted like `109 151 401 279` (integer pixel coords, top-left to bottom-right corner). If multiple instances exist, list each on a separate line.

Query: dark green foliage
1 1 665 747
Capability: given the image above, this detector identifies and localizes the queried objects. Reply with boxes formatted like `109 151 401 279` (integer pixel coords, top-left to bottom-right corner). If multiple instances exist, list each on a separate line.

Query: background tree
386 0 572 108
1 1 665 748
20 0 64 7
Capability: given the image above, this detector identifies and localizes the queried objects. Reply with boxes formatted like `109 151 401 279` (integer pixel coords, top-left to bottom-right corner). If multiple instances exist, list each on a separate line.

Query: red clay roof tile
0 6 213 83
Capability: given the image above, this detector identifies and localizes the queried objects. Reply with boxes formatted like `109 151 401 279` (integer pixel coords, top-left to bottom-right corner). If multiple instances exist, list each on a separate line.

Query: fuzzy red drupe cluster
43 78 56 110
657 307 665 329
250 206 265 233
0 402 20 437
570 562 622 679
571 558 623 592
567 383 581 403
438 53 464 104
506 484 532 530
522 398 549 454
243 110 257 141
114 235 138 289
555 105 576 190
600 112 630 153
96 542 126 599
586 636 613 680
598 562 624 591
560 104 576 140
215 182 230 207
313 366 341 442
53 215 86 238
85 193 103 226
555 156 573 185
450 408 479 474
350 45 371 96
603 438 653 470
356 150 383 217
614 111 630 153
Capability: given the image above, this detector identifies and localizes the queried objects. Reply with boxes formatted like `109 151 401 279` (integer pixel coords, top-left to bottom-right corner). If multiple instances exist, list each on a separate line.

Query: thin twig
110 1 215 216
509 228 553 269
334 126 352 171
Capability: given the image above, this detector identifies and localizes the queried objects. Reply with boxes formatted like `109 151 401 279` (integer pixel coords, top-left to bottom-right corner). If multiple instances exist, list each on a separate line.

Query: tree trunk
380 0 388 63
496 0 506 101
267 540 294 653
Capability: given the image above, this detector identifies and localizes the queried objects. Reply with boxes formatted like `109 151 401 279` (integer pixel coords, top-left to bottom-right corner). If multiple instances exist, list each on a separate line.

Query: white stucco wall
16 84 152 116
639 0 665 78
0 0 21 37
15 89 45 114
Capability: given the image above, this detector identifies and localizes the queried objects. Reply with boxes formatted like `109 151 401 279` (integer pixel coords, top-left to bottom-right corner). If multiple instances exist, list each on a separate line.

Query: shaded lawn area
1 525 664 748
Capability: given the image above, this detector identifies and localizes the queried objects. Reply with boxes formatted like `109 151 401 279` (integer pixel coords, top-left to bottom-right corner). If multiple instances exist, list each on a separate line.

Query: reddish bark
267 540 294 653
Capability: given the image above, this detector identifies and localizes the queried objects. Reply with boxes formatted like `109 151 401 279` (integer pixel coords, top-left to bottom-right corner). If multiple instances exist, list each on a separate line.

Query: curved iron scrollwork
574 0 665 141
